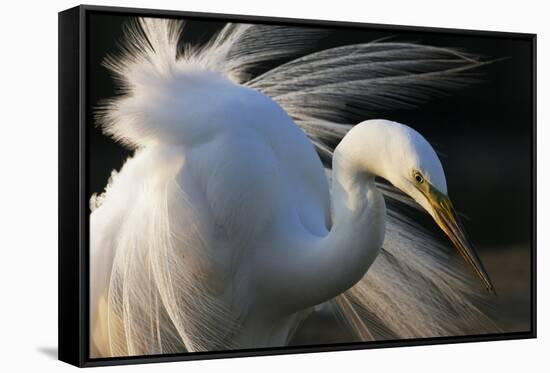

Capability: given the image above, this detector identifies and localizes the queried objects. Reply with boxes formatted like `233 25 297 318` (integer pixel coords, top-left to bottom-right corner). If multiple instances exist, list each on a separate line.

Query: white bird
90 18 497 358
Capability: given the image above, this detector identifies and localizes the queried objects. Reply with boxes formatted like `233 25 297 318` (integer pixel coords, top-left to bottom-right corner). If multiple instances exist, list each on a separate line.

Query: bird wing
92 18 325 356
91 19 286 355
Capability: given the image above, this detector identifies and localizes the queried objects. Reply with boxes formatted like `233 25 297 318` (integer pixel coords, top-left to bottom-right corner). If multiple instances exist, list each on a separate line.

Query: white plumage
90 18 497 358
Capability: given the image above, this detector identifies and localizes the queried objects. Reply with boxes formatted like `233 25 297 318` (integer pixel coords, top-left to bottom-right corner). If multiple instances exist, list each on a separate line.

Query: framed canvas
58 5 536 367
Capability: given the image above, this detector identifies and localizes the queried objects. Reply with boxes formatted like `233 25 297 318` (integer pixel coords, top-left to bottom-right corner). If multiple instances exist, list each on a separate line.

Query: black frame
58 4 537 368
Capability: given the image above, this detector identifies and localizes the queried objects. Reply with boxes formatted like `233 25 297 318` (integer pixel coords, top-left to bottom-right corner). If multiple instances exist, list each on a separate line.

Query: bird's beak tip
426 187 496 296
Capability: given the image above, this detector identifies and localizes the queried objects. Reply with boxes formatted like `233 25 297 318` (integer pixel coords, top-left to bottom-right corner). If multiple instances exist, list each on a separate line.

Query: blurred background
86 13 533 342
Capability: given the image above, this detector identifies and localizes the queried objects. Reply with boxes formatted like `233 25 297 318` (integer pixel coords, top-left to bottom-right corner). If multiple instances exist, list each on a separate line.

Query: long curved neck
274 133 387 313
322 144 387 298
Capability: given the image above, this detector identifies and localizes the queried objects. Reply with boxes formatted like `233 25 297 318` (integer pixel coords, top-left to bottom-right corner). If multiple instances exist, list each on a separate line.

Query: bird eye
413 172 424 184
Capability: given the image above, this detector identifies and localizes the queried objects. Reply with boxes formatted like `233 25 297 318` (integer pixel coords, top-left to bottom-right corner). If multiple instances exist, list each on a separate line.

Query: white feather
90 17 498 357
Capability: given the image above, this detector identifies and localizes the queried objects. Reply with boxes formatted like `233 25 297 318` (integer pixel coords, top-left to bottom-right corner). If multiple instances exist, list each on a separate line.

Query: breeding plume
90 18 497 357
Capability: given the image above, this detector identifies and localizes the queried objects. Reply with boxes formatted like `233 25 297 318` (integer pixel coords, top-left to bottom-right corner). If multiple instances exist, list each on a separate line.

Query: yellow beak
424 184 496 294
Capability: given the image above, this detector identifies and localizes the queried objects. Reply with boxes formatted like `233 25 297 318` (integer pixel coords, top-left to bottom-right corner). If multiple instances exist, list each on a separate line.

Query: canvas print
87 13 533 359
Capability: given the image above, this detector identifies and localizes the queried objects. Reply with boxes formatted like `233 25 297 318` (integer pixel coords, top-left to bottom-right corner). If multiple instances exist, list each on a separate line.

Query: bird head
354 120 495 294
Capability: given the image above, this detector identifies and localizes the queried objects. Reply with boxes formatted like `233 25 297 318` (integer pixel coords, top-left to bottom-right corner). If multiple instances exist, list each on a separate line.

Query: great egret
90 18 497 357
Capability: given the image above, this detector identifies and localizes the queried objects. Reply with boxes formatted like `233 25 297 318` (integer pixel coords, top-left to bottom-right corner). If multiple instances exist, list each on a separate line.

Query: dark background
86 13 533 335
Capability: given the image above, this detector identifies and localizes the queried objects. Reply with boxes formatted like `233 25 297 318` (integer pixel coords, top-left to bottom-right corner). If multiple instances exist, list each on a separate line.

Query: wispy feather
91 17 498 357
